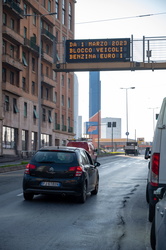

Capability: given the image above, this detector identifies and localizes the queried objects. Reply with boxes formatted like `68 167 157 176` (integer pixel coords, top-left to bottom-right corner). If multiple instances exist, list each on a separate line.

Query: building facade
101 117 121 139
1 0 76 156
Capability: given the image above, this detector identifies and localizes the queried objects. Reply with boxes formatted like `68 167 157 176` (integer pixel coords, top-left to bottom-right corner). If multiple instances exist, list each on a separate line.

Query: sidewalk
0 156 29 173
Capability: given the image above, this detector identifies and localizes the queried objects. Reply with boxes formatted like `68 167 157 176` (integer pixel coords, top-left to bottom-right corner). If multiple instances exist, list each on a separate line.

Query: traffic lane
0 156 150 250
0 169 24 195
98 155 151 249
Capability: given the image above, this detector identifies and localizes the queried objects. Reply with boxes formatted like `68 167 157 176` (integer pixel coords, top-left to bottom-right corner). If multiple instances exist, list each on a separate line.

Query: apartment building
0 0 76 157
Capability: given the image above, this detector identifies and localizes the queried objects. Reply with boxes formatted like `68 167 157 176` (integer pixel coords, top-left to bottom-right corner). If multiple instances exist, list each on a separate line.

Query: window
46 44 49 54
48 110 52 123
22 130 28 150
42 0 46 8
2 68 6 82
42 108 46 122
3 13 7 25
23 4 27 16
5 95 9 112
68 3 72 30
61 95 64 106
46 88 49 100
33 12 37 26
32 57 35 71
32 81 35 95
31 132 37 151
3 126 15 149
54 91 57 103
3 40 6 54
48 0 51 12
23 27 27 38
10 71 14 85
10 45 14 58
24 102 27 117
61 75 64 86
62 0 65 25
41 134 51 147
46 66 49 77
55 0 59 19
33 105 38 119
10 18 14 30
22 52 28 66
68 98 70 108
22 77 26 91
68 78 70 89
13 98 19 113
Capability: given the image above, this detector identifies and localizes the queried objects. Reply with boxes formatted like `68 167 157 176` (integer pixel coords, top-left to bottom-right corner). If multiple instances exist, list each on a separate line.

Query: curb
0 165 26 173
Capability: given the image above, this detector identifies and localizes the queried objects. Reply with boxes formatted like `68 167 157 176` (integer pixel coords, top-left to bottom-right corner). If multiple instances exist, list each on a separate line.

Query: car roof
39 146 82 152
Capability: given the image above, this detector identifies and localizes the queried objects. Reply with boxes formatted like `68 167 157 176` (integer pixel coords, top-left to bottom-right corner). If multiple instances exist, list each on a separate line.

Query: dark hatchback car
23 146 100 203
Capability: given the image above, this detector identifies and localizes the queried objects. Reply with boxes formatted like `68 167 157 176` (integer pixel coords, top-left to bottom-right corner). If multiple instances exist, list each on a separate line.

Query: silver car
150 187 166 250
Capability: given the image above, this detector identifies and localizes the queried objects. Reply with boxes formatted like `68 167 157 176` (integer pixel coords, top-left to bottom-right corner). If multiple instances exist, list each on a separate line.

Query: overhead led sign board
66 38 130 63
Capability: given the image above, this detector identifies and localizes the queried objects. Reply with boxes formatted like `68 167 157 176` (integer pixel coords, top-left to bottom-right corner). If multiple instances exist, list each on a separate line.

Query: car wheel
78 181 87 203
23 192 34 201
149 203 155 222
150 218 156 250
146 184 149 203
91 178 99 195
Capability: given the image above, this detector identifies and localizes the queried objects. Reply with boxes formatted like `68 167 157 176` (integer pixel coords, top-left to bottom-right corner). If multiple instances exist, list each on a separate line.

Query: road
0 155 151 250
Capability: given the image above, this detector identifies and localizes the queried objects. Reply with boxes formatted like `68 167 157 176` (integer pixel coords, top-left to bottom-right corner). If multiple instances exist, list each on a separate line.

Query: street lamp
148 107 159 133
120 87 135 142
24 12 56 150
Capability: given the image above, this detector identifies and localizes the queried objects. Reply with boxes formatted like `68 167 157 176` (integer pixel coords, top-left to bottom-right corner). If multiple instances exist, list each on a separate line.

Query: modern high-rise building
0 0 76 157
87 71 101 148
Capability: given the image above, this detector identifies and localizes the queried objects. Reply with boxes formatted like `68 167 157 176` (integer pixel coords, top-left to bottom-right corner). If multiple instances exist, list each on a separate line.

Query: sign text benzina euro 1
66 38 130 63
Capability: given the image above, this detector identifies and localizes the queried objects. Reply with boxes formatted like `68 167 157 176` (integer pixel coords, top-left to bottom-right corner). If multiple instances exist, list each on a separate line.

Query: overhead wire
76 12 166 25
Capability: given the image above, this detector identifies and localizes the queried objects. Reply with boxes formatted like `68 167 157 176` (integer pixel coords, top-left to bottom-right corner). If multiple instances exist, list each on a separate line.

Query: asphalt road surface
0 155 151 250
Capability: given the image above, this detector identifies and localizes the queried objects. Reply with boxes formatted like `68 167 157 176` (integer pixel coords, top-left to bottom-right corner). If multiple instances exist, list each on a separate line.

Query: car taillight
25 164 36 174
150 153 160 186
69 166 83 177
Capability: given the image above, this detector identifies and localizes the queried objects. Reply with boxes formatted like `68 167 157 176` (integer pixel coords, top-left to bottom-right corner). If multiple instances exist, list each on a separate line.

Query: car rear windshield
33 151 77 164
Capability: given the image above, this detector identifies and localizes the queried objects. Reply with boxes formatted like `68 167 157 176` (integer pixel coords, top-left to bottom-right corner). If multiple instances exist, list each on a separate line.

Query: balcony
2 54 23 71
41 75 55 88
62 125 67 131
42 52 53 64
54 124 60 131
2 81 22 97
41 28 55 42
23 38 39 54
2 25 24 45
41 99 55 109
3 0 24 19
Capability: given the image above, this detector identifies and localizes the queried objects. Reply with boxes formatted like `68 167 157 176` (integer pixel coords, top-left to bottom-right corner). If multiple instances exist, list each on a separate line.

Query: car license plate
41 182 60 187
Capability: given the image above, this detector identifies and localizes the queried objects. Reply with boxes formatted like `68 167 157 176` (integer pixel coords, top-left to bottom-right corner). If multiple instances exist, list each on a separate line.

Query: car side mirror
154 187 166 200
94 162 100 167
145 147 151 159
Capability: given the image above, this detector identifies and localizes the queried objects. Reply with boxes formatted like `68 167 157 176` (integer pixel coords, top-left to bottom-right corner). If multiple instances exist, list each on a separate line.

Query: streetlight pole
24 12 56 150
120 87 135 142
148 107 159 133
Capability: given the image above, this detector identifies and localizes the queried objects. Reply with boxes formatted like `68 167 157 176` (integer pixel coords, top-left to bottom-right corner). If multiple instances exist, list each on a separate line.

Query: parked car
150 187 166 250
67 140 97 163
23 146 100 203
145 97 166 222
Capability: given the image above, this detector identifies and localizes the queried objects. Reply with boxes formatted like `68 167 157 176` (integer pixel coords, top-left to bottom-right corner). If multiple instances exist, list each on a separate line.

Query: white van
146 97 166 222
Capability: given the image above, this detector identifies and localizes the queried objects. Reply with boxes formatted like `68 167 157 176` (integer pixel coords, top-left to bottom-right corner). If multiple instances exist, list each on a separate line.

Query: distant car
66 141 97 163
150 187 166 250
23 146 100 203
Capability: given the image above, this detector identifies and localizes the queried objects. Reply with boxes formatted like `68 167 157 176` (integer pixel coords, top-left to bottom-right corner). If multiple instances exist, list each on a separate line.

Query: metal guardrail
131 36 166 63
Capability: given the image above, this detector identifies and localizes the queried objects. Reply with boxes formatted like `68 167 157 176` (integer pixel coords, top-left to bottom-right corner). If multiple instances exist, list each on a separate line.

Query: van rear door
156 98 166 184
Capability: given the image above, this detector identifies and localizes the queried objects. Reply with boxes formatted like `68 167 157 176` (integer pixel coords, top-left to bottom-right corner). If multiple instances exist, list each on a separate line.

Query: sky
74 0 166 142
